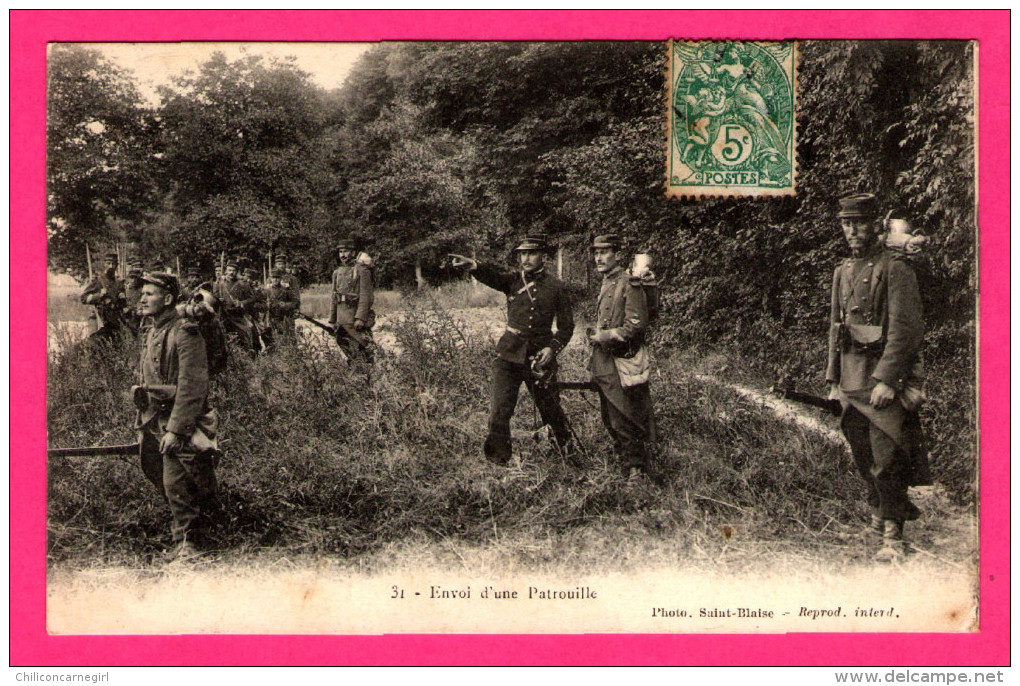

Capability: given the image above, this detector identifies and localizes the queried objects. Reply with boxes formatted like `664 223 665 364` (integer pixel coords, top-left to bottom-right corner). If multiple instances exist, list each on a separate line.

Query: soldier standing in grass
826 193 931 563
449 233 574 465
80 251 127 341
261 266 301 349
136 272 220 561
587 234 655 481
213 260 260 353
329 238 375 363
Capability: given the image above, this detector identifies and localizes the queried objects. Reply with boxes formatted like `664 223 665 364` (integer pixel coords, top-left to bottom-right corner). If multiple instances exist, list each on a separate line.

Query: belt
336 294 359 305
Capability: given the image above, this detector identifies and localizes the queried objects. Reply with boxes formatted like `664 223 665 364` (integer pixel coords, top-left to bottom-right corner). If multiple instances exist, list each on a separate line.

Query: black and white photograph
44 38 979 636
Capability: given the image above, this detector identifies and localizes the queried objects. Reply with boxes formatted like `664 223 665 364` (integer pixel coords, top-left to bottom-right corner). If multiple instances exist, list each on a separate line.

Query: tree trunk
415 259 426 290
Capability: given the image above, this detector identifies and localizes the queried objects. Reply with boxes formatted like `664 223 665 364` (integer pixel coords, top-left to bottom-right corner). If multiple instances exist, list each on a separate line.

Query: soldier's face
338 249 354 262
103 259 117 274
841 218 879 254
518 250 545 273
224 266 237 280
593 247 619 273
139 284 172 316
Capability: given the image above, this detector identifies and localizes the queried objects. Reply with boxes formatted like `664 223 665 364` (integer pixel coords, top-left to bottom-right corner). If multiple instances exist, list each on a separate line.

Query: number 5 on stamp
666 40 798 198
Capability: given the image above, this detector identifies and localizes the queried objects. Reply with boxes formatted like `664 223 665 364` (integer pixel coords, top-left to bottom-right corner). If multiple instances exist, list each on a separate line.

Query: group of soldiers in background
81 251 303 353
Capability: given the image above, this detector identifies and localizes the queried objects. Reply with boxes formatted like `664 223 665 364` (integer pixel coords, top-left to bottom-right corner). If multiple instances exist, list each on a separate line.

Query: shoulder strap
609 272 629 327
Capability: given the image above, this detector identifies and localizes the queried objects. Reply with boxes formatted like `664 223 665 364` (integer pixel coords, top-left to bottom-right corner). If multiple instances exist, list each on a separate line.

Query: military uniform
213 270 260 352
589 236 655 476
262 270 301 348
329 245 375 363
826 194 930 560
471 236 574 464
81 266 127 340
122 261 146 335
136 273 219 548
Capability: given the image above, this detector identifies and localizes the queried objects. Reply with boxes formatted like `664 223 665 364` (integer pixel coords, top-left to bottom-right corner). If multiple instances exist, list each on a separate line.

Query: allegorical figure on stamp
329 238 376 364
587 234 656 480
449 233 575 465
136 272 221 561
826 193 931 562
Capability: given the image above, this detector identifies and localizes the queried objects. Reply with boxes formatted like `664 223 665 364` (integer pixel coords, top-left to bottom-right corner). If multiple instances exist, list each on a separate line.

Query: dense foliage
47 41 976 500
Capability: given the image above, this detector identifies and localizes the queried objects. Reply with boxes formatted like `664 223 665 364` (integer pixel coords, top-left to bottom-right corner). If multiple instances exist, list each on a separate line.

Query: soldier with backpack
587 234 656 481
826 193 931 563
135 272 221 562
329 238 376 364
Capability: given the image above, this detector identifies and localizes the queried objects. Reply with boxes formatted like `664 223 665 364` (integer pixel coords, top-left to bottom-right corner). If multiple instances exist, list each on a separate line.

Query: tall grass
47 302 910 568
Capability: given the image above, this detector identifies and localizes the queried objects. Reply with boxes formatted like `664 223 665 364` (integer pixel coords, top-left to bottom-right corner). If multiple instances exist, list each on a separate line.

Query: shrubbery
49 306 885 565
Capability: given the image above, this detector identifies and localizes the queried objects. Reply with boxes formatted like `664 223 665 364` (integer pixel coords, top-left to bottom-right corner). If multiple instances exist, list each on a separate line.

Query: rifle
48 442 141 458
544 379 597 392
298 312 371 347
770 382 843 417
47 384 177 459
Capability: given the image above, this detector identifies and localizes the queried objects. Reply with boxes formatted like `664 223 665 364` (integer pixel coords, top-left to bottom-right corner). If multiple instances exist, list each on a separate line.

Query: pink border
12 10 1009 666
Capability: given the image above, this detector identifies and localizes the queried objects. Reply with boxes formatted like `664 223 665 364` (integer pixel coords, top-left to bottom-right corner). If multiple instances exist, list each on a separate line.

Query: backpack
178 285 230 378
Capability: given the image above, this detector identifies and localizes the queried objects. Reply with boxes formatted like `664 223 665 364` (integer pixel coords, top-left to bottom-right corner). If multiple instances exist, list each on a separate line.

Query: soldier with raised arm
450 233 574 465
826 193 931 562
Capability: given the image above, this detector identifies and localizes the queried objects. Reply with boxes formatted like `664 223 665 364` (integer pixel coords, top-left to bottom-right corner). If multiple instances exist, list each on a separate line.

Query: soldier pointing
450 233 574 465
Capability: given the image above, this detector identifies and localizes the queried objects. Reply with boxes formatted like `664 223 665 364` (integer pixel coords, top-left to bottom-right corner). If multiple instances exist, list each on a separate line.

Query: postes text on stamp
666 40 798 198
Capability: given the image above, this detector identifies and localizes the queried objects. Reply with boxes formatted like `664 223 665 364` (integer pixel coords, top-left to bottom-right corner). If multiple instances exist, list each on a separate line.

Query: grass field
46 296 974 578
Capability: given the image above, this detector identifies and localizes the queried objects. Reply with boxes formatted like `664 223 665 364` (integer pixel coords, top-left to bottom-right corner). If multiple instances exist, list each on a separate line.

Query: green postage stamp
666 40 798 198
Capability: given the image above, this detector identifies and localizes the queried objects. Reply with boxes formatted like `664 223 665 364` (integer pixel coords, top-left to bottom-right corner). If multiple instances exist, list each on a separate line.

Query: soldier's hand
354 319 367 332
870 381 896 409
159 432 184 455
589 329 613 345
448 254 477 271
828 383 840 401
533 347 554 369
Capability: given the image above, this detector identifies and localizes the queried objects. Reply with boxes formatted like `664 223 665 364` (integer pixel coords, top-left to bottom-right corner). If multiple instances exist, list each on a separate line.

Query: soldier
275 251 302 292
80 251 127 341
261 267 301 349
826 193 931 562
586 234 656 480
450 233 574 465
180 267 204 301
122 258 146 335
213 260 260 353
329 238 375 363
136 272 220 561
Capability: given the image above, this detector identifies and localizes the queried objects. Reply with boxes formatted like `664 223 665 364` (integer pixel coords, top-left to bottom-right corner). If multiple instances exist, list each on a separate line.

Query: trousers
140 431 220 543
840 404 910 521
484 357 572 464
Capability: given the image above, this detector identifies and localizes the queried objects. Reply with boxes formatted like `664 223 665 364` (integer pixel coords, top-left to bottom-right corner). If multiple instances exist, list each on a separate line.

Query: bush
48 305 877 566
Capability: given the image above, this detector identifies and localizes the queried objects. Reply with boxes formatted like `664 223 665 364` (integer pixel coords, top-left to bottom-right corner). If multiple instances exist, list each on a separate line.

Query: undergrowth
49 305 903 567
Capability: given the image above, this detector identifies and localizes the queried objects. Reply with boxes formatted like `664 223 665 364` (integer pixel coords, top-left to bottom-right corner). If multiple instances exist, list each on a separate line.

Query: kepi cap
838 193 879 219
514 232 551 252
337 238 356 251
592 233 622 250
139 272 180 299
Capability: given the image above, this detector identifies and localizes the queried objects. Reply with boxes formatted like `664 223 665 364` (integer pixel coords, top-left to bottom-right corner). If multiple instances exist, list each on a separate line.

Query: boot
863 514 883 538
874 519 906 562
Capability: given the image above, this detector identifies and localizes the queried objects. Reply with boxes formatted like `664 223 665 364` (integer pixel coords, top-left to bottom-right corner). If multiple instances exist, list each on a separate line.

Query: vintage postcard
13 10 1009 668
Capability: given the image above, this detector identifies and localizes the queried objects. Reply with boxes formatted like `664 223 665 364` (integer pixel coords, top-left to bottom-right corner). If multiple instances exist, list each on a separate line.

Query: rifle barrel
48 442 141 458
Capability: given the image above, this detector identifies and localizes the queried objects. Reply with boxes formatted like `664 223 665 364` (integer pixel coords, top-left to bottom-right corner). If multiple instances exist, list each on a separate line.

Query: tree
156 51 333 271
47 45 155 277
